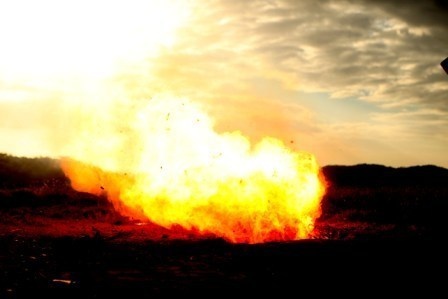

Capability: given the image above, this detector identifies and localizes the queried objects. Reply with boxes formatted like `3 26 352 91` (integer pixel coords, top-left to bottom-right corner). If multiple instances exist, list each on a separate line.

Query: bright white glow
0 0 190 83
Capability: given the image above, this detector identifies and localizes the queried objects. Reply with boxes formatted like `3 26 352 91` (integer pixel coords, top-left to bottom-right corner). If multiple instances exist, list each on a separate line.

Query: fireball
1 0 326 243
61 96 326 244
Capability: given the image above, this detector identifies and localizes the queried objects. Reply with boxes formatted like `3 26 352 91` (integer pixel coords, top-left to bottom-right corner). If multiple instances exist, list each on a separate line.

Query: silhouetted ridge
322 164 448 187
0 153 67 188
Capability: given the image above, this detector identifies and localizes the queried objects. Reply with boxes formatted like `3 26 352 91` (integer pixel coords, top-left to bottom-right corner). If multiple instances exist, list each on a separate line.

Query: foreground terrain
0 154 447 297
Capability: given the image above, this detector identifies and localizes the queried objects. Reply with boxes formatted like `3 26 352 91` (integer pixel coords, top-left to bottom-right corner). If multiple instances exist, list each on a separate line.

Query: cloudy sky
1 0 448 168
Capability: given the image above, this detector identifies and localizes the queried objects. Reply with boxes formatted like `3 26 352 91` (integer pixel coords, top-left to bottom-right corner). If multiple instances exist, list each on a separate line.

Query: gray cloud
160 0 448 107
144 0 448 166
4 0 447 166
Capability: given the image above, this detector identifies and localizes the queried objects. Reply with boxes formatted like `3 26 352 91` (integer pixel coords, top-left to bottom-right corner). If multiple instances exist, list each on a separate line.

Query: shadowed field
1 153 447 297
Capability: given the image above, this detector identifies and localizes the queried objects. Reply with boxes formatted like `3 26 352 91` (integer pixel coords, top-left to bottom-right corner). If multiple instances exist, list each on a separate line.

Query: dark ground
0 154 447 297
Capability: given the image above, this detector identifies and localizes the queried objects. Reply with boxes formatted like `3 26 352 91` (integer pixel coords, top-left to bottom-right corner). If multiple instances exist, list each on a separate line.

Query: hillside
1 153 447 297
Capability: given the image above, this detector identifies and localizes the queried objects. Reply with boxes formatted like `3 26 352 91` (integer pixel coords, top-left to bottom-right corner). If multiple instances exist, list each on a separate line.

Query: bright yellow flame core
61 97 326 244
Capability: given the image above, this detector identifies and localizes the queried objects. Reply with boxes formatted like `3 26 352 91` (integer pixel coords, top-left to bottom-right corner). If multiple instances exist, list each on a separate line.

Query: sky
1 0 448 168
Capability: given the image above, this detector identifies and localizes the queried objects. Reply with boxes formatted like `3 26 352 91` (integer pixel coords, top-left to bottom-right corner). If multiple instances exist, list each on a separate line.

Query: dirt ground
1 158 447 297
1 196 446 298
1 232 446 298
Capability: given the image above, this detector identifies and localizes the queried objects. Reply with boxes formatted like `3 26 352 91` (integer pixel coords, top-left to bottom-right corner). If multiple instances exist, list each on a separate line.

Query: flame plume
61 96 326 244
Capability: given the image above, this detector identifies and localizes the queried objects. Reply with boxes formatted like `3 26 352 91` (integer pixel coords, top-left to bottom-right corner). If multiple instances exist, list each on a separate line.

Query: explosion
61 96 326 244
0 0 326 243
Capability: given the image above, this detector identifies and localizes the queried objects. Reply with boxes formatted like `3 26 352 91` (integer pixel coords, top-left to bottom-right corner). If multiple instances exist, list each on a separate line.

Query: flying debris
441 57 448 75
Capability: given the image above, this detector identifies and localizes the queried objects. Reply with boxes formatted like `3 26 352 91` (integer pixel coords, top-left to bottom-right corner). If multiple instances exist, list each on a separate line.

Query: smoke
0 0 191 159
0 0 318 165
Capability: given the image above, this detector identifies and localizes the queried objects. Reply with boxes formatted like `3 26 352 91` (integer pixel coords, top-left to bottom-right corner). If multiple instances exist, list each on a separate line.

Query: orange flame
61 97 326 243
